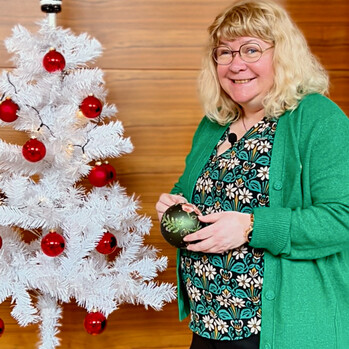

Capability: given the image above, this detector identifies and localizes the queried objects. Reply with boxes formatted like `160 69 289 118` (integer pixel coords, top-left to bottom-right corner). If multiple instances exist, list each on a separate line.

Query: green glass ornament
160 203 204 248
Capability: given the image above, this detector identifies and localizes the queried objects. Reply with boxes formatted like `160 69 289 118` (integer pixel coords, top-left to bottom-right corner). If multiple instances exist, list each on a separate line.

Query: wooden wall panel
0 0 348 348
1 1 349 71
104 70 203 127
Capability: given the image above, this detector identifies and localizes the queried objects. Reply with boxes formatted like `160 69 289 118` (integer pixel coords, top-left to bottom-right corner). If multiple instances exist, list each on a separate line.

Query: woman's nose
228 54 247 73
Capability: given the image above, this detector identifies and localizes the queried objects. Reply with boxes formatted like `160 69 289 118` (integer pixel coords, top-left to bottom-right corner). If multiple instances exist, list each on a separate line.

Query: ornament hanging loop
40 0 62 28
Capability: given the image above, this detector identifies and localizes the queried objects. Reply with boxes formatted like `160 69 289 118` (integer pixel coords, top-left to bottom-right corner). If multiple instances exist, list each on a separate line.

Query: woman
156 0 349 348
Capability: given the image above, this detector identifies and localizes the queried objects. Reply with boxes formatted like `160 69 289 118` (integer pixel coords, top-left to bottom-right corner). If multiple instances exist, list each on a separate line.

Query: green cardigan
171 94 349 349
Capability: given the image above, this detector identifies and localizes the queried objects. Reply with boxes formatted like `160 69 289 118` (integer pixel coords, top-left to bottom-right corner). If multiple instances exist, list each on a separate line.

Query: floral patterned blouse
180 117 278 341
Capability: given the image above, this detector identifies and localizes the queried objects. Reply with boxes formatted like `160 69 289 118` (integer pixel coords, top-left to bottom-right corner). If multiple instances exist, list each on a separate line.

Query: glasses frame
212 43 274 65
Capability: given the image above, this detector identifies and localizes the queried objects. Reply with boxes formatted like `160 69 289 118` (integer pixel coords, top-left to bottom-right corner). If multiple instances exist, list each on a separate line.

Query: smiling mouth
232 78 254 84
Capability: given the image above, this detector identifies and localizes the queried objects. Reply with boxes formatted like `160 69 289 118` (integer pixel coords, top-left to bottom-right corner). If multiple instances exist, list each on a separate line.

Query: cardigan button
264 344 272 349
273 181 283 190
265 290 275 300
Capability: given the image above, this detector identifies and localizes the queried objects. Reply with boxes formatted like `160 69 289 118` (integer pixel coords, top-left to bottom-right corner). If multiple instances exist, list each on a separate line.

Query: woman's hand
155 193 188 221
183 211 251 254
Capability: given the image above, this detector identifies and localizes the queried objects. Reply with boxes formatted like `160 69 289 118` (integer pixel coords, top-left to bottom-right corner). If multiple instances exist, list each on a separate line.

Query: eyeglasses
212 43 274 65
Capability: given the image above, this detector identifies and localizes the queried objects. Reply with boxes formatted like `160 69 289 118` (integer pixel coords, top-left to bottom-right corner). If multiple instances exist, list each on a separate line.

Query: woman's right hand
155 193 188 221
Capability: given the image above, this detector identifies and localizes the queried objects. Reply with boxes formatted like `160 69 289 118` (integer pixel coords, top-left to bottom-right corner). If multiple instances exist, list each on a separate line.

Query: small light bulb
65 144 74 154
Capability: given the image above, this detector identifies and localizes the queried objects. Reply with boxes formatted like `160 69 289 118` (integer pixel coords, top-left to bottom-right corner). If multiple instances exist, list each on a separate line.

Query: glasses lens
213 46 233 65
240 43 262 62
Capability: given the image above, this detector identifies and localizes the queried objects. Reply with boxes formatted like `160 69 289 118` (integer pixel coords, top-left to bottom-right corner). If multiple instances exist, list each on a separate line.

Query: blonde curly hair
199 0 329 125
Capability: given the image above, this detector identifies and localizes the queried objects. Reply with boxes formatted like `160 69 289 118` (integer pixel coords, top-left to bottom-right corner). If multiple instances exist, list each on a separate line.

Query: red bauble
88 164 109 187
41 231 65 257
80 96 102 119
0 318 4 337
0 235 2 250
96 232 117 255
22 138 46 162
43 49 66 73
101 162 116 183
84 312 107 335
0 98 19 122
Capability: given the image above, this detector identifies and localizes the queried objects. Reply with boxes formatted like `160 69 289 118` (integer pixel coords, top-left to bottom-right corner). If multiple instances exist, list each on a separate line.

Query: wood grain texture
0 0 348 348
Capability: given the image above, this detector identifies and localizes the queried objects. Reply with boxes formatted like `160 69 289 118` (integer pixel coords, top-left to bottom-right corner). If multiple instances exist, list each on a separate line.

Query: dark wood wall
0 0 348 348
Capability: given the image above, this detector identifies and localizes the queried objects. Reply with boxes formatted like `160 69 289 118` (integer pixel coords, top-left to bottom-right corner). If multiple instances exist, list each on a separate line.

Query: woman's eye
243 45 260 55
218 49 231 56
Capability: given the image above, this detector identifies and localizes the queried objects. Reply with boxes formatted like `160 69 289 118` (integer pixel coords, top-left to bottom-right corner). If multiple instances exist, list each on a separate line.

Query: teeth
234 79 252 84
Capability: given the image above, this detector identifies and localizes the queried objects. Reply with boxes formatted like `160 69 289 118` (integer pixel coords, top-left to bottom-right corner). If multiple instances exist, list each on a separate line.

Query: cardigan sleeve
170 118 202 198
170 116 217 200
251 95 349 260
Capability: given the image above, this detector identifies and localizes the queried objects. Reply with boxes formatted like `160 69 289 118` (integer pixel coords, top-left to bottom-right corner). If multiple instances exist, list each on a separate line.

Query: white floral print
257 140 272 153
247 317 261 334
194 260 204 276
203 315 215 331
205 264 217 280
244 138 259 150
233 246 248 259
215 318 229 334
232 296 246 308
180 117 277 341
189 286 201 302
225 183 238 199
237 274 252 289
238 187 253 204
257 166 269 181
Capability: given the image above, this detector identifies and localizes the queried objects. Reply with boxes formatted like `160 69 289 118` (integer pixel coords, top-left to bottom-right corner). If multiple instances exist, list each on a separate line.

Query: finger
156 194 188 221
156 195 178 211
198 212 222 223
157 197 173 207
186 237 218 253
187 240 226 254
160 194 187 207
172 195 188 204
155 201 169 214
183 225 214 242
155 200 173 220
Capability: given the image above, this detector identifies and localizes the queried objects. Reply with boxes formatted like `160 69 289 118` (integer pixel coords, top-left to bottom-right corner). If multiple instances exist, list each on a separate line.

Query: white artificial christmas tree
0 4 175 348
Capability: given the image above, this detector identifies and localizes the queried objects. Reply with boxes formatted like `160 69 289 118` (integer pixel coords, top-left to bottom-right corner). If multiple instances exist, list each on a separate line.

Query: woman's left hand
183 211 251 254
